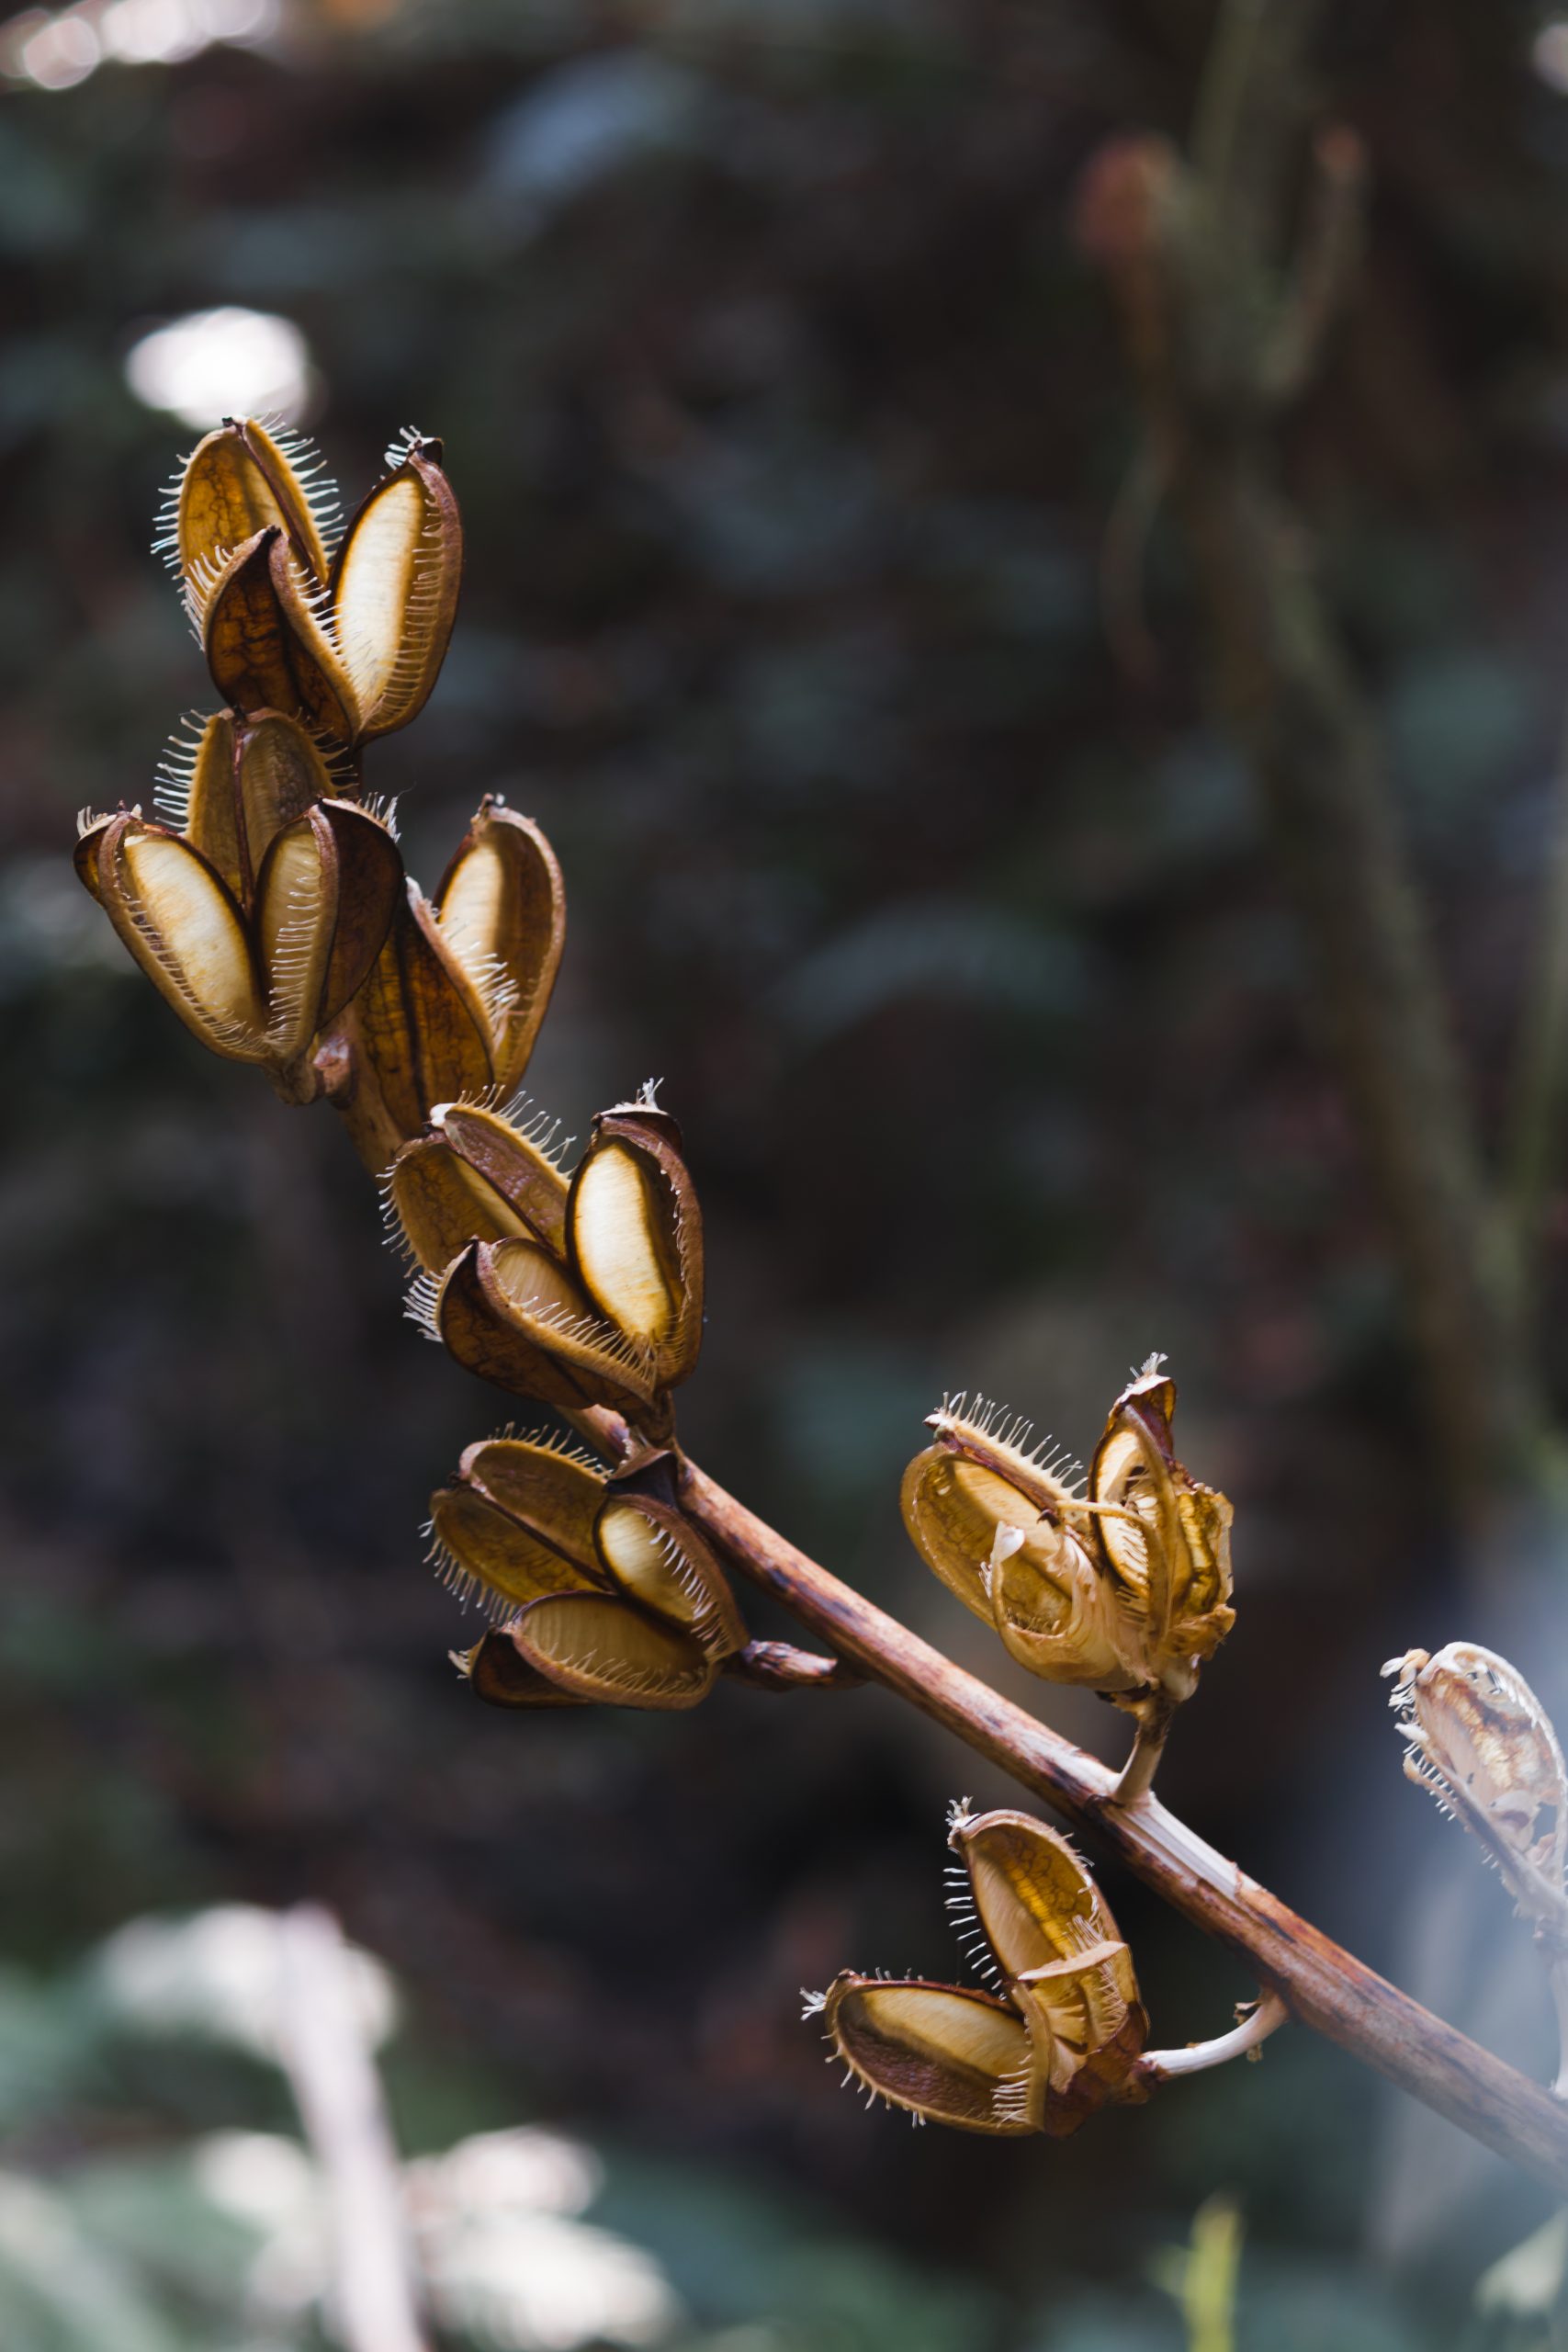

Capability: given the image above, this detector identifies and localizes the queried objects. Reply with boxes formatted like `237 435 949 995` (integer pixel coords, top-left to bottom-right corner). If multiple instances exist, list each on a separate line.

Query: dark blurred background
8 1 1568 2345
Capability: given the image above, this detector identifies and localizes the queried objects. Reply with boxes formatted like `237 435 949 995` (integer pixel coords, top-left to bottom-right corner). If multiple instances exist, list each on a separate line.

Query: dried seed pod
164 416 338 598
196 529 362 743
330 435 462 741
388 1102 570 1275
435 800 565 1095
593 1495 746 1659
165 710 334 907
321 885 495 1170
816 1976 1043 2135
951 1807 1145 2109
569 1101 704 1387
81 812 267 1060
506 1590 716 1710
907 1367 1235 1713
433 1239 660 1419
429 1434 610 1612
1384 1644 1568 1930
456 1627 591 1710
77 798 398 1077
1088 1362 1234 1700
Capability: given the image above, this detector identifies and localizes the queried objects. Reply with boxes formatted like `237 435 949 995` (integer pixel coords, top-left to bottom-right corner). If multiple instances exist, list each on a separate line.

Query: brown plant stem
676 1456 1568 2198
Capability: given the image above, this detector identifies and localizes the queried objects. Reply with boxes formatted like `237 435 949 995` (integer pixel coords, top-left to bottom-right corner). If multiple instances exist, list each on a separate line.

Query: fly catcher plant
73 414 1568 2188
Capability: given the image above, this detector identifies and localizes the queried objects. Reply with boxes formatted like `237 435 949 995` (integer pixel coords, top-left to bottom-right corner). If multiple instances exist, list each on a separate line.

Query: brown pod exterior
435 1240 660 1419
321 885 494 1171
175 417 334 591
330 441 463 741
435 799 565 1093
569 1106 705 1388
458 1627 590 1710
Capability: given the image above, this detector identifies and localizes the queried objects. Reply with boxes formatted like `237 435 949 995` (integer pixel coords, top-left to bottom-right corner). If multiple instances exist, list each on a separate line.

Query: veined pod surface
389 1102 570 1274
322 886 494 1171
569 1102 704 1388
817 1976 1043 2136
434 1239 660 1419
197 529 361 744
331 436 462 741
166 417 339 597
506 1590 716 1711
436 800 565 1095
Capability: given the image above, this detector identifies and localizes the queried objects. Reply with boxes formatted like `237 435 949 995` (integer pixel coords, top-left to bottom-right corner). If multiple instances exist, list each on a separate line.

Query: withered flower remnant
901 1360 1234 1743
1385 1644 1568 1942
436 1433 745 1712
808 1805 1148 2137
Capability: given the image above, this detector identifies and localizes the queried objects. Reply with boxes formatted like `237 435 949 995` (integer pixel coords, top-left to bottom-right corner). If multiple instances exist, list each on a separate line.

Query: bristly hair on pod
497 1090 575 1170
382 424 433 474
471 1420 604 1475
152 711 212 830
800 1988 828 2018
926 1391 1086 1505
254 415 345 556
404 1270 443 1341
151 447 198 576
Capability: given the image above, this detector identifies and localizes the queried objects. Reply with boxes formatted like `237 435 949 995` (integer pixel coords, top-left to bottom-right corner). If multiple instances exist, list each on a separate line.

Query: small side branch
1143 1990 1288 2081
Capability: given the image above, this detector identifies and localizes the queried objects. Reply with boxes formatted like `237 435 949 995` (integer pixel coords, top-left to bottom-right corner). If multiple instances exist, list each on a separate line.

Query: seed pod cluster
75 422 569 1144
902 1356 1235 1716
438 1435 745 1712
808 1806 1149 2137
1384 1643 1568 1941
399 1089 705 1436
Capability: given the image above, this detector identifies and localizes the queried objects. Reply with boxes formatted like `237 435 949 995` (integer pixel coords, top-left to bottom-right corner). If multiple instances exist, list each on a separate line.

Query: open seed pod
161 416 339 601
432 1239 660 1419
950 1807 1146 2112
503 1590 716 1711
593 1494 745 1660
196 528 361 743
435 799 565 1096
429 1433 610 1612
75 801 400 1078
568 1100 704 1389
1385 1643 1568 1931
330 434 462 742
905 1367 1234 1712
320 885 495 1170
816 1976 1043 2135
809 1803 1147 2139
1087 1360 1234 1701
157 708 338 906
389 1102 570 1275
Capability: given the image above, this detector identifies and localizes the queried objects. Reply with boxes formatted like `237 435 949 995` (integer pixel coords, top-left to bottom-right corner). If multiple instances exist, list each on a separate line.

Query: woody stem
671 1453 1568 2199
1142 1991 1288 2081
